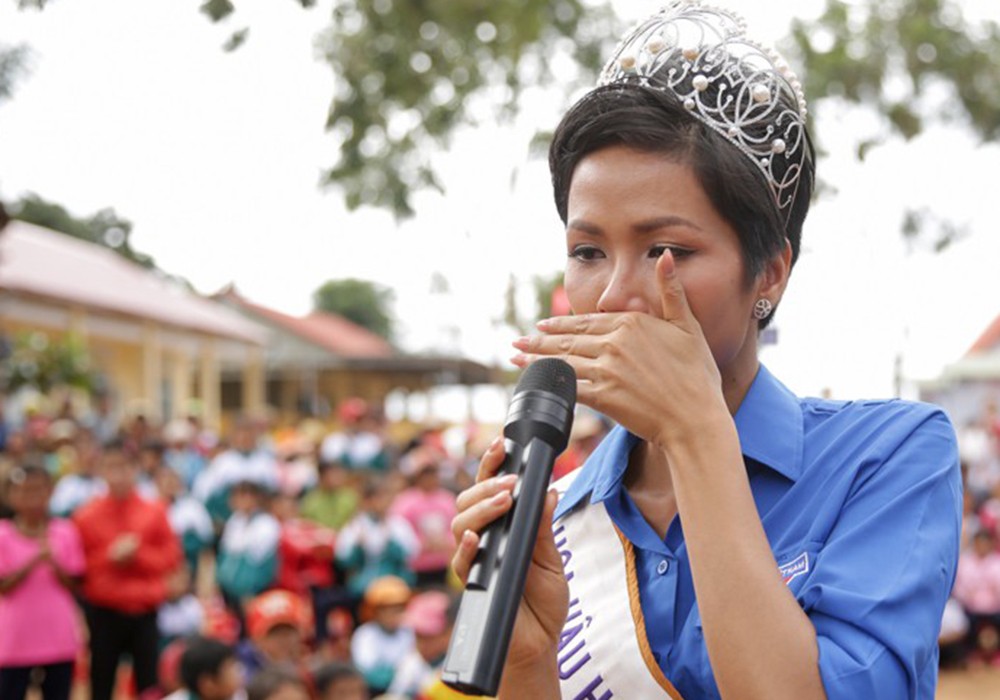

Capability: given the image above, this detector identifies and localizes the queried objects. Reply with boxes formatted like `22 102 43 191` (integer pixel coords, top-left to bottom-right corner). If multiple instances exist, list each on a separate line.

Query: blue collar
554 364 803 520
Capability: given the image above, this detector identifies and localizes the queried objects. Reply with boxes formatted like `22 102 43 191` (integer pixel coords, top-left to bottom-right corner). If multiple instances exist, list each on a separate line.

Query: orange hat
245 590 310 640
363 576 412 609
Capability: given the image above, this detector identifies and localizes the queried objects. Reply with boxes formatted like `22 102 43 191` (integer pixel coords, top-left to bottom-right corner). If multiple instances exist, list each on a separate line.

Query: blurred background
1 1 1000 698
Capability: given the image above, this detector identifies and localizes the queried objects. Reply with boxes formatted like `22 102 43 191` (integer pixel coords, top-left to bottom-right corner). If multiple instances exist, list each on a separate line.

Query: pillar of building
242 346 266 418
199 338 221 431
171 352 192 421
141 322 163 422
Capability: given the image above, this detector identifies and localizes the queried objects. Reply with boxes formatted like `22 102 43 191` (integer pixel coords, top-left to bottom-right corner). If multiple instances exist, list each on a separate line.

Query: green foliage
787 0 1000 250
0 43 30 104
0 332 98 394
312 278 395 341
790 0 1000 143
10 193 157 269
200 0 615 219
534 271 565 322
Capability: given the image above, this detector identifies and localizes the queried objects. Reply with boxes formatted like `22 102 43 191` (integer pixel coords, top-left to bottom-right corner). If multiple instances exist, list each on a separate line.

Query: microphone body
442 358 576 697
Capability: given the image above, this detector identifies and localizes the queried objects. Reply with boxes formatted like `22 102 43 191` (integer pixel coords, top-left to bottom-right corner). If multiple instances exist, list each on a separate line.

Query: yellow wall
0 299 261 430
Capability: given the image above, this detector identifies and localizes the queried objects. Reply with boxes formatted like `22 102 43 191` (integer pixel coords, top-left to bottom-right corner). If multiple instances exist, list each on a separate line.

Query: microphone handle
442 436 559 696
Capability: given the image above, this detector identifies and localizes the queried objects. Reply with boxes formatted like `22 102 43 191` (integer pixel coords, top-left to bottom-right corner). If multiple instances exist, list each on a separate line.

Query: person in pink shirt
389 448 456 588
953 528 1000 663
0 464 85 700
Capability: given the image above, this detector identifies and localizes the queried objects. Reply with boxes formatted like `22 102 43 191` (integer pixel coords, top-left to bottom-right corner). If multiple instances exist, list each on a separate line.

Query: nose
597 260 652 314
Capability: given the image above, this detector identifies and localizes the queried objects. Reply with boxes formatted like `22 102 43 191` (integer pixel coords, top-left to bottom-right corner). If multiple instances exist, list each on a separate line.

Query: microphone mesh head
515 358 577 406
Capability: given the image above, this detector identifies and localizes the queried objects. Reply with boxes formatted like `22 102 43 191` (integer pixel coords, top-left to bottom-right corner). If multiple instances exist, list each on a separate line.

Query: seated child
350 576 415 695
387 591 457 698
312 662 368 700
164 636 243 700
237 590 311 682
246 668 310 700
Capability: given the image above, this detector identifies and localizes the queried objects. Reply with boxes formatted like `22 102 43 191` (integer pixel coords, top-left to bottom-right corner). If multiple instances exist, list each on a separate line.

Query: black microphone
442 357 577 697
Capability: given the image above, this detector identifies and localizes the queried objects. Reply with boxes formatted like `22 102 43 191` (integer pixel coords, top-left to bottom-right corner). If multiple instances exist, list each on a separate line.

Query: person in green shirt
300 461 359 531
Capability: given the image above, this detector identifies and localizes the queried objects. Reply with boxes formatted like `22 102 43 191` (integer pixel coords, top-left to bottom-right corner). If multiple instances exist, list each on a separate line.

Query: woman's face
563 145 785 381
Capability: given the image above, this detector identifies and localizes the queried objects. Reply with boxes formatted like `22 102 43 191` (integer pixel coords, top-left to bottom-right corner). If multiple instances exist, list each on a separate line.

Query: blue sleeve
800 407 962 699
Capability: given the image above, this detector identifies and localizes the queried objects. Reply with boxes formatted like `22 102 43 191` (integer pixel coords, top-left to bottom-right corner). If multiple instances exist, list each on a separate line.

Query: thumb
657 249 695 325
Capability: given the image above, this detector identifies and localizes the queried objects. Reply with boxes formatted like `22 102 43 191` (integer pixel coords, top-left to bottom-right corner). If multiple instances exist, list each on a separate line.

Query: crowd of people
7 385 1000 697
0 394 607 700
941 406 1000 669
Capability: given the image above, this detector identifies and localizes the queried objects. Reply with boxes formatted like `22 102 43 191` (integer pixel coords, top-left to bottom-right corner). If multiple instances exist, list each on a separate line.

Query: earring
753 298 773 320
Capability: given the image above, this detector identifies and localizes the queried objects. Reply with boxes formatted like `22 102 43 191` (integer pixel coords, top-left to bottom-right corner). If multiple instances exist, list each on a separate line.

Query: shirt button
657 559 670 575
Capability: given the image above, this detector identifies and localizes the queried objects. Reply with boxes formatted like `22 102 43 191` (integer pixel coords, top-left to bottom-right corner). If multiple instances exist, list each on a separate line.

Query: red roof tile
968 314 1000 356
219 290 393 359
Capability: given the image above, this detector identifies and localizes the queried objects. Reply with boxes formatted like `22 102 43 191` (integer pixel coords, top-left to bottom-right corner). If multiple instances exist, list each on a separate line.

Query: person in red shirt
74 439 182 700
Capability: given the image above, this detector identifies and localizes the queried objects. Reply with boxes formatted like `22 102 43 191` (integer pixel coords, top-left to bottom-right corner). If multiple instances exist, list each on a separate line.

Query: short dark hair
549 83 815 326
7 464 51 487
312 662 363 695
246 667 306 700
179 636 235 693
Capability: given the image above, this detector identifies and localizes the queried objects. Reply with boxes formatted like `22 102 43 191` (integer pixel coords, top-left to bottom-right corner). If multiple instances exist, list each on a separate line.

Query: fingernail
660 249 676 276
510 353 527 365
489 436 503 451
492 491 510 505
536 318 552 330
497 473 518 487
512 336 529 349
462 530 476 547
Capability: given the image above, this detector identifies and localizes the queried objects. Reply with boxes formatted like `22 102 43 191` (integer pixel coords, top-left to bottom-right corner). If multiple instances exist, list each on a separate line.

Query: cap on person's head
163 419 195 444
364 575 412 609
402 591 452 637
47 419 77 443
338 397 369 424
246 590 309 640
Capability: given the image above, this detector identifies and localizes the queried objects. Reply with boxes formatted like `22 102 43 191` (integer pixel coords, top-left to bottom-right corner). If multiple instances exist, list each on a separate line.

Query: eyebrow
568 215 703 236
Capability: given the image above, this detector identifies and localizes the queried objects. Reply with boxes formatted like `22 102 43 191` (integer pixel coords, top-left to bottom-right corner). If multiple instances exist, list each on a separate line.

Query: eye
569 245 605 261
650 244 693 259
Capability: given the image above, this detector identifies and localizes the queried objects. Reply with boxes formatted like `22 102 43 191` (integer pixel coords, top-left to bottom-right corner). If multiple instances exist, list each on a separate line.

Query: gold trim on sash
614 526 686 700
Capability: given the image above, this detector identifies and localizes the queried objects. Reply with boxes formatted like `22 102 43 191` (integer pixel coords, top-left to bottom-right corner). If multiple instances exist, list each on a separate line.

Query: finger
532 490 563 573
475 435 506 483
656 248 696 326
535 312 622 336
450 488 514 544
511 332 604 360
451 529 480 583
455 472 518 512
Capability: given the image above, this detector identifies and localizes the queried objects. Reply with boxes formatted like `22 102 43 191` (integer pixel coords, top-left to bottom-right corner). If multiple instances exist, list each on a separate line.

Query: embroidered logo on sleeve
779 552 810 585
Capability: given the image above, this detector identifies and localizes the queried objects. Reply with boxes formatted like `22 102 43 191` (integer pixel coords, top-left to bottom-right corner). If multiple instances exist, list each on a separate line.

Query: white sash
552 473 685 700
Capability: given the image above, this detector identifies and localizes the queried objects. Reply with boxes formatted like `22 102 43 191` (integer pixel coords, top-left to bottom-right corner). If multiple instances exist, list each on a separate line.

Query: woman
0 465 85 700
450 3 962 699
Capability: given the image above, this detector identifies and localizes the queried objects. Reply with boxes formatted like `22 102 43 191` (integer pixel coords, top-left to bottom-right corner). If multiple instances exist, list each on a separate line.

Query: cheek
563 267 599 315
686 279 753 361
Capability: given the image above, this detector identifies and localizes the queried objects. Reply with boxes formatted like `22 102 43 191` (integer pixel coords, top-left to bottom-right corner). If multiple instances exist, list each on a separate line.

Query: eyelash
568 244 693 261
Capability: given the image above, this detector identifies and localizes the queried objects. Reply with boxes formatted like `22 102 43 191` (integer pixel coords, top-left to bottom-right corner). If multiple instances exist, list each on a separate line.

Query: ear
756 238 793 305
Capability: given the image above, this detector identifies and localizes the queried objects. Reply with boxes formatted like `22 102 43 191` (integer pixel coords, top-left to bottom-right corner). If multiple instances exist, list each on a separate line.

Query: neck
16 514 47 531
720 349 761 415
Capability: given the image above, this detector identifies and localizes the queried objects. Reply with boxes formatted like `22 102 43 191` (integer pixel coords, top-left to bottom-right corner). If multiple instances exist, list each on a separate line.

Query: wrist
654 402 734 458
500 644 559 698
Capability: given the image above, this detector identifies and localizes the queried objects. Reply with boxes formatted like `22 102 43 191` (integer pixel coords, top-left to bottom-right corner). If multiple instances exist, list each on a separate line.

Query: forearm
0 558 39 594
666 417 825 700
48 562 80 592
498 646 560 699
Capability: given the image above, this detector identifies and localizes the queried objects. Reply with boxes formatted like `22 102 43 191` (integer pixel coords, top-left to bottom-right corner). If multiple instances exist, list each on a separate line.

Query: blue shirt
554 365 962 699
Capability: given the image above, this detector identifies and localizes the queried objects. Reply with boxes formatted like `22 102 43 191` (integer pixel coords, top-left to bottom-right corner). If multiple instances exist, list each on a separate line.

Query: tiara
598 0 811 227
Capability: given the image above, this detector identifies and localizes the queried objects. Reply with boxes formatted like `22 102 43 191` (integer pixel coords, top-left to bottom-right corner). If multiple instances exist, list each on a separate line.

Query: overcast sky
1 0 998 421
